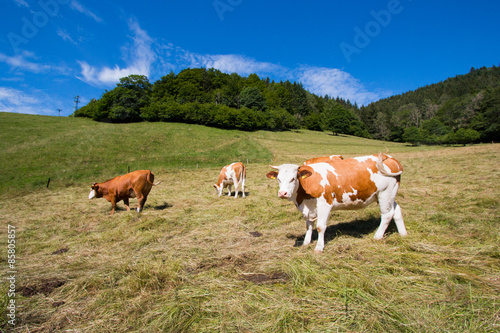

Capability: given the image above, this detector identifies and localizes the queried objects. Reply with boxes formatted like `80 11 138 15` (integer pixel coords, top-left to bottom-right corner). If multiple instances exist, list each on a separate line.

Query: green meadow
0 112 499 332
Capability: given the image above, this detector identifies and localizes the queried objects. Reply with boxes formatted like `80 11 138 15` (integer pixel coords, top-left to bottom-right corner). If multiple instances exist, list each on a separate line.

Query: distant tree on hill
323 102 350 135
240 87 266 111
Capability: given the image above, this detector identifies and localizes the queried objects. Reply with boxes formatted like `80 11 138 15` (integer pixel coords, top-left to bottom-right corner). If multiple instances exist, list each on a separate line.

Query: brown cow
89 170 161 215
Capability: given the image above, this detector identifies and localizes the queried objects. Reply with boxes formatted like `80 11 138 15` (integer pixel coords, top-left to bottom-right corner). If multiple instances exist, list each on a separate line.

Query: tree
402 126 423 146
240 87 266 111
451 128 481 145
323 103 350 135
373 112 391 139
117 74 152 91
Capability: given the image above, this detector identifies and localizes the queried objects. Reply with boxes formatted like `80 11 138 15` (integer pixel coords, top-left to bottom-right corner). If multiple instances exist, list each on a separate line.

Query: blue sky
1 0 499 116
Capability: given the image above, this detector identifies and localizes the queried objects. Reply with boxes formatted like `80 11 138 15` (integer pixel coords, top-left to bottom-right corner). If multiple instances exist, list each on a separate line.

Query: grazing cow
304 155 344 165
266 154 407 252
89 170 161 215
214 162 246 198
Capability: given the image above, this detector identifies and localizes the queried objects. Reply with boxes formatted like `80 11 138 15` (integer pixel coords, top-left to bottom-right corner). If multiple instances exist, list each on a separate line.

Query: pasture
0 112 499 332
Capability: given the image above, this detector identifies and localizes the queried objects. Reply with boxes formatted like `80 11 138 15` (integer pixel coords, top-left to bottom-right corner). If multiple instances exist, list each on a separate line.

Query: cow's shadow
151 201 173 210
289 214 399 247
226 191 250 198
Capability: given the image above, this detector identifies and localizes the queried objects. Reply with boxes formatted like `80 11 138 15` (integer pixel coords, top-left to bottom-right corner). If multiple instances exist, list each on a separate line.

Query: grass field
1 112 499 332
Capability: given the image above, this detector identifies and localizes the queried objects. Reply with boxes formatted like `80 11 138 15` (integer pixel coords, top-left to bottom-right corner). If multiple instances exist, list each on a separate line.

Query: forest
358 65 500 144
74 66 500 144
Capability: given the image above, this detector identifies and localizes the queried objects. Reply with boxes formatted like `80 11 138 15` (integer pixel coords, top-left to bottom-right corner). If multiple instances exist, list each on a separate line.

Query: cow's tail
376 153 403 177
147 171 162 186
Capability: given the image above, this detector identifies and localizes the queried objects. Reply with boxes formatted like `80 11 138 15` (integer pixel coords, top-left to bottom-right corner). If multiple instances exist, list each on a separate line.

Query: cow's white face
267 164 302 199
88 189 96 199
213 184 223 197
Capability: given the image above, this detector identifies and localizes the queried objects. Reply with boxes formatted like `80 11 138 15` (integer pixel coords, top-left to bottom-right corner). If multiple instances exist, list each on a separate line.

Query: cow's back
231 162 245 181
304 155 343 165
112 170 153 198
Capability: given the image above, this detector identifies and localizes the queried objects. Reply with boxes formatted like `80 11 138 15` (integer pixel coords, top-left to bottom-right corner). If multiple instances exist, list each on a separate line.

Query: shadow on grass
152 201 173 210
224 191 251 198
289 214 400 247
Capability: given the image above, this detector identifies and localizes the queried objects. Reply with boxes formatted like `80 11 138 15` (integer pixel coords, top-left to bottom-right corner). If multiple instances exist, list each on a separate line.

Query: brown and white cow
214 162 246 198
266 154 407 252
304 155 344 165
89 170 161 215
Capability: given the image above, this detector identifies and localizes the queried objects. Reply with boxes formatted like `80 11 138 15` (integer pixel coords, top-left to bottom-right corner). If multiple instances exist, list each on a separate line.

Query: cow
214 162 246 198
304 155 344 165
266 154 407 252
89 170 161 215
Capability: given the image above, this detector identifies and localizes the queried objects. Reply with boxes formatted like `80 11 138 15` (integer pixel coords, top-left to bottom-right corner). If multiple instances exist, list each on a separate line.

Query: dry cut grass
0 141 499 332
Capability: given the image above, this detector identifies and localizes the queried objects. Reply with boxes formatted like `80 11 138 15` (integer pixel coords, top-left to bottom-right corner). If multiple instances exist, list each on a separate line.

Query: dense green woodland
75 66 500 144
359 65 500 144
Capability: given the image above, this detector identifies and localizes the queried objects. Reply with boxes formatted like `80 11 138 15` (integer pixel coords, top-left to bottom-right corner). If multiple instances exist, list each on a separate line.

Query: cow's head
266 164 313 199
89 182 101 199
213 183 223 197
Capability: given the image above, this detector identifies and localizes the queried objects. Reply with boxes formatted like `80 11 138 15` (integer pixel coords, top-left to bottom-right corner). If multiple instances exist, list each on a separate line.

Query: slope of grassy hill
1 112 498 332
0 112 273 193
0 112 424 194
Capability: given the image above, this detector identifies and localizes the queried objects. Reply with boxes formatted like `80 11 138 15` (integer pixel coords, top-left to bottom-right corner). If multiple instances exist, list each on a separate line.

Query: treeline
74 68 369 135
75 66 499 145
357 65 500 144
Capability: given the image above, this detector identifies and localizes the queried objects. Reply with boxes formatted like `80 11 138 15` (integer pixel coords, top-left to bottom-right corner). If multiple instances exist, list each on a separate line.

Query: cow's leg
241 176 246 198
110 199 116 215
314 203 332 253
374 191 396 239
303 220 314 246
227 184 232 197
393 201 407 236
233 178 239 199
123 198 131 212
136 194 145 213
375 181 406 239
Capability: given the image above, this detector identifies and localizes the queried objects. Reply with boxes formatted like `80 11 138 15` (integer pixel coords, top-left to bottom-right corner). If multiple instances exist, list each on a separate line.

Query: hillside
0 112 411 194
74 66 500 145
358 66 500 144
1 112 499 332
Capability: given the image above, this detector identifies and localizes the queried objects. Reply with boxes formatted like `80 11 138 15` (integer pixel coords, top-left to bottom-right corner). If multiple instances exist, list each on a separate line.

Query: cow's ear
298 166 313 180
266 171 278 179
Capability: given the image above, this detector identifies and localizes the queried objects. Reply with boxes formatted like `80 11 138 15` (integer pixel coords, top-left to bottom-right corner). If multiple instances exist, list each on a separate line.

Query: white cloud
0 51 70 76
295 66 390 106
0 87 55 115
78 19 155 86
0 52 51 73
70 1 102 22
201 54 286 77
